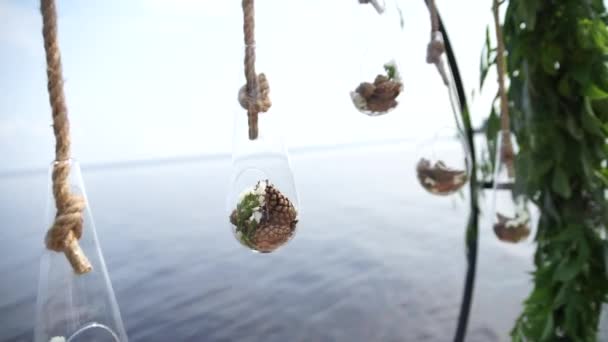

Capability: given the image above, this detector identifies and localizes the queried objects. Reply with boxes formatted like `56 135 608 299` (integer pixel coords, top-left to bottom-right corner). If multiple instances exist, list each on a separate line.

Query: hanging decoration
415 0 469 196
227 0 300 253
417 158 468 196
350 0 404 116
488 0 531 244
34 1 127 341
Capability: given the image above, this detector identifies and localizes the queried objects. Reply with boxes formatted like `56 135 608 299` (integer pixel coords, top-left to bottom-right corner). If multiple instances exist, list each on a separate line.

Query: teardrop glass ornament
35 160 127 342
415 67 469 196
491 132 532 243
228 74 300 254
415 125 469 196
348 0 405 116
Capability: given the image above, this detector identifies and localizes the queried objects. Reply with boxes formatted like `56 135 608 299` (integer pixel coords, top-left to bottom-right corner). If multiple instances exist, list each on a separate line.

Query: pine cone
354 73 403 114
265 184 298 226
356 82 376 98
231 181 298 253
416 158 467 195
251 222 297 253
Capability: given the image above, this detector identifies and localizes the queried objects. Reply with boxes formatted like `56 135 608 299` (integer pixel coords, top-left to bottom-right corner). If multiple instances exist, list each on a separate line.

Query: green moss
233 193 261 246
384 63 397 80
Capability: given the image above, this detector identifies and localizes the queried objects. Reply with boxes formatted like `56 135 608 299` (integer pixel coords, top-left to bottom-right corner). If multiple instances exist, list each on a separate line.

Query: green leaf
558 77 572 97
584 83 608 100
535 158 554 178
541 44 563 75
583 97 606 137
480 26 493 89
554 258 579 282
552 167 571 198
565 115 584 140
592 19 608 50
594 170 608 186
571 63 592 86
384 63 397 80
540 314 554 341
552 284 569 308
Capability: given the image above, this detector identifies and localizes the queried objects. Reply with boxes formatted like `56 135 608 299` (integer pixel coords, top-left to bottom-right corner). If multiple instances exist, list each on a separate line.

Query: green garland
485 0 608 340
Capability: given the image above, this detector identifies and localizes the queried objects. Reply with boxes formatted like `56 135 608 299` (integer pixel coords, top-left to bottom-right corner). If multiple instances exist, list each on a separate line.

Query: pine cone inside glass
493 212 531 243
416 158 467 195
230 180 298 253
351 61 403 116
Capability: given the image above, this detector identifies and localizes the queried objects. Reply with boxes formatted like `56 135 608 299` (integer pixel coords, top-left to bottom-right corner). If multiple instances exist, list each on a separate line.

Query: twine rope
492 0 515 176
358 0 385 14
426 0 449 85
41 0 91 274
239 0 271 140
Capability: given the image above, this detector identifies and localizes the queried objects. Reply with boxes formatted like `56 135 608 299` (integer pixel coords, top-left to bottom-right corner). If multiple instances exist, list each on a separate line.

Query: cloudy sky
0 0 494 171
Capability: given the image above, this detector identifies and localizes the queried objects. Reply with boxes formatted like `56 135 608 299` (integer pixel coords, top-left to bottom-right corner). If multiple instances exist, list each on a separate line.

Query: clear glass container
227 66 300 253
348 0 405 116
415 125 469 196
35 160 127 342
491 132 532 243
414 66 469 196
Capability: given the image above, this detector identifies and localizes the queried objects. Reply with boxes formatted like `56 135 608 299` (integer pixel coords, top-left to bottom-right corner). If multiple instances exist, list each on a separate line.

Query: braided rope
492 0 515 176
425 0 449 85
41 0 91 274
240 0 271 140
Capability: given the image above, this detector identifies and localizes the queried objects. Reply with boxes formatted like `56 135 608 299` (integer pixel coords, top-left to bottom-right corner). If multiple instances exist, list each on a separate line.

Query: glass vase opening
35 160 128 342
491 132 532 244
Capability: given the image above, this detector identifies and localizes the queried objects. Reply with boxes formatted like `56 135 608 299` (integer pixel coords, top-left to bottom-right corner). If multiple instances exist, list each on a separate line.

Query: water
0 143 597 342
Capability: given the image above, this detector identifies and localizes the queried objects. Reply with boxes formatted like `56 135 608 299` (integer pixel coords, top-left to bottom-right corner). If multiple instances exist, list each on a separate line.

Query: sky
0 0 496 171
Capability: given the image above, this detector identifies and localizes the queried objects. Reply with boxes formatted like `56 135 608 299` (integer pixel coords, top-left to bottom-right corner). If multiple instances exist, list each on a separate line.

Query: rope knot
239 73 271 113
44 161 86 252
426 32 449 86
45 194 85 251
426 31 445 65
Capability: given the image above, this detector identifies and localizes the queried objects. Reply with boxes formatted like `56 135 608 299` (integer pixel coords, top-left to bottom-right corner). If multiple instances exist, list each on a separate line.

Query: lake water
1 143 606 341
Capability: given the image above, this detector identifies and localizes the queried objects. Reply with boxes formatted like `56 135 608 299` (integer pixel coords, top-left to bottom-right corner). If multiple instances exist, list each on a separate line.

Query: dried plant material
230 180 298 253
416 158 467 195
351 60 403 116
493 199 531 243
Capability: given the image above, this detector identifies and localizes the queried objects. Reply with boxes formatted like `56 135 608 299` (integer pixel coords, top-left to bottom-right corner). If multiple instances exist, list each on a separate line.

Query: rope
240 0 271 140
358 0 385 14
41 0 91 274
425 0 449 85
492 0 515 176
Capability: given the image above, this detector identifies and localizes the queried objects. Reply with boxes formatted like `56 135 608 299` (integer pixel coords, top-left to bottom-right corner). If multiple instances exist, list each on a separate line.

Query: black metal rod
481 181 515 190
425 3 481 341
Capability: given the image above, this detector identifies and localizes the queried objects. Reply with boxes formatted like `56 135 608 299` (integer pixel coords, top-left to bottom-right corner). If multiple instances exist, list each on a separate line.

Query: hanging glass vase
227 64 300 253
415 64 469 196
35 160 127 342
415 125 469 196
348 0 405 116
490 132 532 243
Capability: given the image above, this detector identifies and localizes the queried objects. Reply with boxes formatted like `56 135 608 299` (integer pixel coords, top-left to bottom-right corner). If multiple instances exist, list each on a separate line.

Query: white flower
423 176 437 186
237 186 254 204
253 211 263 222
254 180 267 196
506 196 531 228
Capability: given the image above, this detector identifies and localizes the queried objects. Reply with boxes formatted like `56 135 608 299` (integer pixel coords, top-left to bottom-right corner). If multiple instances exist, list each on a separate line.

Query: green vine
483 0 608 340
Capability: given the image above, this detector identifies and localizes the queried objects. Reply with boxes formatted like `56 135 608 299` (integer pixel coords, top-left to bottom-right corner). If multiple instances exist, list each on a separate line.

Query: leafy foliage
488 0 608 340
233 193 260 246
384 63 398 80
